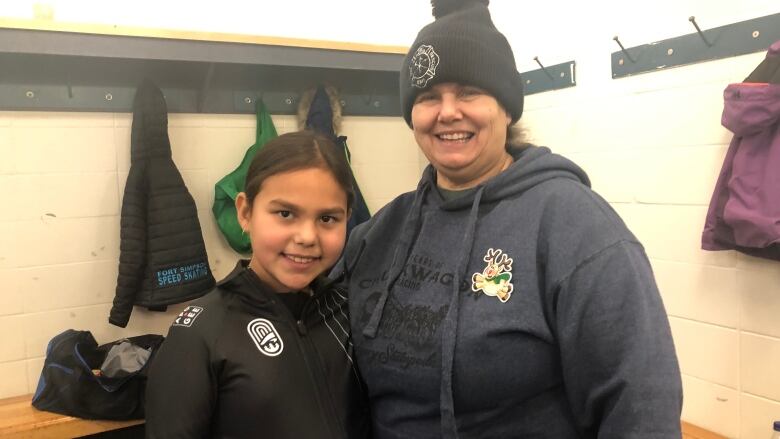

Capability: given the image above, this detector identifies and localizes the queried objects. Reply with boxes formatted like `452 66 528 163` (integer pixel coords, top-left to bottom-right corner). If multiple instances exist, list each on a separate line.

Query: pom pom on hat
431 0 489 19
401 0 524 127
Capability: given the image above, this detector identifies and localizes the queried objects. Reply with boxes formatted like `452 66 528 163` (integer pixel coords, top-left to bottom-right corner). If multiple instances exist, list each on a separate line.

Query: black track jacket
145 261 370 438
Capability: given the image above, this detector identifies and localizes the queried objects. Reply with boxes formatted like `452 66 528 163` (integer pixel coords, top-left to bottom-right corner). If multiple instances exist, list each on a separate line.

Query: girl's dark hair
243 131 355 210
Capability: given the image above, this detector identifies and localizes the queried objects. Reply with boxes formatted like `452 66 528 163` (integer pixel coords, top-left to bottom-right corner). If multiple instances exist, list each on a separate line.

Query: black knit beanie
401 0 524 127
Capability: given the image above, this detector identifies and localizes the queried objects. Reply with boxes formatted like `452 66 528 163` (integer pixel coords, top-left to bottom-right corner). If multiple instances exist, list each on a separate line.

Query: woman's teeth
438 132 473 141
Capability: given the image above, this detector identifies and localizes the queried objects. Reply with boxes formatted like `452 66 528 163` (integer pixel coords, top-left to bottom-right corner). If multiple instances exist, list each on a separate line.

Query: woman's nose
437 94 462 122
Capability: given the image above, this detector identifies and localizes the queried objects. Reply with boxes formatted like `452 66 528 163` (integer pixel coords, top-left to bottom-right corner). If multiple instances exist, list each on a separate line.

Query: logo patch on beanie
247 318 284 357
471 248 514 303
410 44 440 88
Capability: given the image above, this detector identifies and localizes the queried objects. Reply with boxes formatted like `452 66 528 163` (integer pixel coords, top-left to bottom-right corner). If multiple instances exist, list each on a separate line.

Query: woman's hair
243 130 355 210
506 123 529 150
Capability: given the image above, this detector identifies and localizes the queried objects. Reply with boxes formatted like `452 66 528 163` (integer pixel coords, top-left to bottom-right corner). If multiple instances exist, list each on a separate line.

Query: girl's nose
294 221 317 246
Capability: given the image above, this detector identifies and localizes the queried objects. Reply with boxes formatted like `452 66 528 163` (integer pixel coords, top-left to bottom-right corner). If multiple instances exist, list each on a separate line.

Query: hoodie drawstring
440 187 483 438
362 182 431 338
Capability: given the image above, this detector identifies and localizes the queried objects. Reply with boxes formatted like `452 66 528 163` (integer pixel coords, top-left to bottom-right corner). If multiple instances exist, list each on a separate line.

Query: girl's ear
235 192 251 232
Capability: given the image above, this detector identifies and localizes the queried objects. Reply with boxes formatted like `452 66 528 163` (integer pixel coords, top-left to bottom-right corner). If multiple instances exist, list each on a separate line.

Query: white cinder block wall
0 111 421 400
3 0 780 437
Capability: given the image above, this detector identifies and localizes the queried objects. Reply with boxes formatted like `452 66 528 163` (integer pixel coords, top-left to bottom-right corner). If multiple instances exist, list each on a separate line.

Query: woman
334 1 682 437
146 131 369 438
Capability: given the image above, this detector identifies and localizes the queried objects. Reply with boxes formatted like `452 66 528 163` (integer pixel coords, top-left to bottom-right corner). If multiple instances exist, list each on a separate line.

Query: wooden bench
0 393 726 439
0 395 143 439
682 421 729 439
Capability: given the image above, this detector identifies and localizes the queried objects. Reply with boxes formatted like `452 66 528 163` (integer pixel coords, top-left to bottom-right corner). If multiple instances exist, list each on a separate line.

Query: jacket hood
722 83 780 137
723 40 780 137
426 145 590 210
130 78 172 162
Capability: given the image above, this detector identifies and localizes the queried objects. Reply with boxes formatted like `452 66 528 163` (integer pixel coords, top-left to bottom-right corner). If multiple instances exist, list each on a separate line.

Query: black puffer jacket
109 79 215 328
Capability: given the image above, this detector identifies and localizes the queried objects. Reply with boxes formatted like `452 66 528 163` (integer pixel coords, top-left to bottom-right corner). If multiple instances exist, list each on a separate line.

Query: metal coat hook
689 16 713 47
612 36 636 63
533 57 554 80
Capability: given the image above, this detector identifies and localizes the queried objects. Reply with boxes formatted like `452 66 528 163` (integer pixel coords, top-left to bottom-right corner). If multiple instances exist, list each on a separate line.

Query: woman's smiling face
411 82 512 189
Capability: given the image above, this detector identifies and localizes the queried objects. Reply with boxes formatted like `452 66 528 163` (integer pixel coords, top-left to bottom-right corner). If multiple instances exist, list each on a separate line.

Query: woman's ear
235 192 251 233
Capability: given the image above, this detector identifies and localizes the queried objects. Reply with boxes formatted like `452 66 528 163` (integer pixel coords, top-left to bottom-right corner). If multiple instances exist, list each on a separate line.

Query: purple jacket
702 40 780 260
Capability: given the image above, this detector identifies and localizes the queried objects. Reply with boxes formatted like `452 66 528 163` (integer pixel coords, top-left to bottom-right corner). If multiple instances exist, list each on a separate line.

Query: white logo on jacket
410 44 440 88
247 318 284 357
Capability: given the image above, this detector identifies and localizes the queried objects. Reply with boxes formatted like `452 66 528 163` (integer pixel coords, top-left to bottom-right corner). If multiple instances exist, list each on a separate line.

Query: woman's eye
277 210 292 219
415 93 436 103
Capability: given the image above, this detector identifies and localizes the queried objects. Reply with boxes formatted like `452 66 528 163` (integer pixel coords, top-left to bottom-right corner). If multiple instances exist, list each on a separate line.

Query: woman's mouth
436 132 474 142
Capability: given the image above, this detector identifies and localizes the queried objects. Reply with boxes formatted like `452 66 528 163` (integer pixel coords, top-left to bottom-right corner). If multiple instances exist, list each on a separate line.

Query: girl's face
236 167 348 292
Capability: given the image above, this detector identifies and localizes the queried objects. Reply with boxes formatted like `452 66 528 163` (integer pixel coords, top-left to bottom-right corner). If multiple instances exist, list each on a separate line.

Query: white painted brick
18 261 118 313
340 117 418 166
168 113 206 128
0 221 18 269
652 260 738 328
680 374 739 439
199 127 258 178
114 113 132 128
181 170 212 211
742 333 780 401
11 112 113 128
0 269 23 316
669 317 739 388
741 394 780 439
739 264 780 339
14 216 119 268
14 173 119 219
22 304 127 358
270 115 295 131
170 126 210 170
0 112 12 126
635 145 728 205
12 126 116 174
197 209 243 281
521 106 578 154
114 126 131 172
366 198 393 215
564 150 638 203
0 176 22 221
26 357 45 395
0 360 28 399
0 127 13 174
352 163 420 201
0 315 26 362
619 204 737 267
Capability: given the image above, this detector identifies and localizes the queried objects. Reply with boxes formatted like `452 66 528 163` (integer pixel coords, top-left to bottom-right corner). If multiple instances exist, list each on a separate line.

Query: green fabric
212 100 278 253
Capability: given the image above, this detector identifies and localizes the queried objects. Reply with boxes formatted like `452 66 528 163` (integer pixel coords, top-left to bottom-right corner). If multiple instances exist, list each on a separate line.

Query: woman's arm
555 240 682 438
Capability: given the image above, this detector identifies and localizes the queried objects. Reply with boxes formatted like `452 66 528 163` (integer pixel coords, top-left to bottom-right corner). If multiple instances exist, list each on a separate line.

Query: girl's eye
277 210 292 219
320 215 338 224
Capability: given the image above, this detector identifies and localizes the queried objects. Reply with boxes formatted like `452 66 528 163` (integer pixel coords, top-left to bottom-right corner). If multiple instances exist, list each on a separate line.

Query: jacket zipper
278 297 346 439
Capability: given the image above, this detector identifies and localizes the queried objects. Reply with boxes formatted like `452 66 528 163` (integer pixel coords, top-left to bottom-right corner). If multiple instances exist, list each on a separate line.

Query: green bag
212 100 278 253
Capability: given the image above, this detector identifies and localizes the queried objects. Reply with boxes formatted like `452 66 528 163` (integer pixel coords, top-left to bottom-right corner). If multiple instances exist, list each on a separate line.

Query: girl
146 131 370 439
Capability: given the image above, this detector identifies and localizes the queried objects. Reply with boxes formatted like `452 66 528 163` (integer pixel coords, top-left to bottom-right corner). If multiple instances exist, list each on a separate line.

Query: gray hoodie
337 145 682 438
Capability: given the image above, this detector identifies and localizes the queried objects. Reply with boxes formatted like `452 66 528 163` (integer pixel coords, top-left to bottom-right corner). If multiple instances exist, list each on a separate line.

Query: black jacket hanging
109 79 215 328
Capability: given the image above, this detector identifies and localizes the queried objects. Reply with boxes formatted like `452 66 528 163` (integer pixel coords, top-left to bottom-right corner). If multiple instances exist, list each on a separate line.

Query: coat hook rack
612 12 780 78
612 36 636 63
520 60 576 95
688 16 713 47
533 56 554 80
